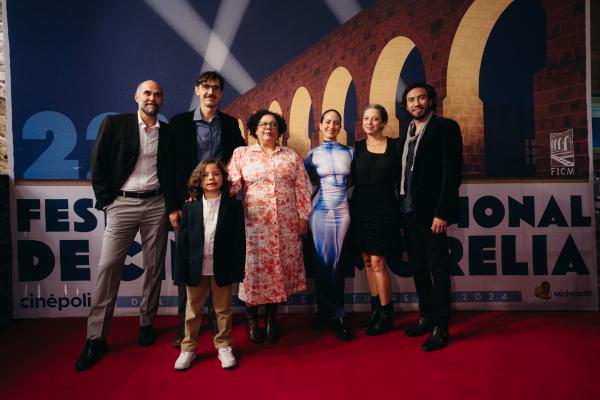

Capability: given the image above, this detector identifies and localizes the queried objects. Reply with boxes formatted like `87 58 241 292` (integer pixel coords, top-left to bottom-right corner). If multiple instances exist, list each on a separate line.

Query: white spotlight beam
191 0 251 109
202 0 251 72
144 0 255 95
323 0 362 24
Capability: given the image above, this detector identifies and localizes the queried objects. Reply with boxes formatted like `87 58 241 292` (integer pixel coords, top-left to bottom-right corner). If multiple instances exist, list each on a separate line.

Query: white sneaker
174 351 197 371
217 346 237 369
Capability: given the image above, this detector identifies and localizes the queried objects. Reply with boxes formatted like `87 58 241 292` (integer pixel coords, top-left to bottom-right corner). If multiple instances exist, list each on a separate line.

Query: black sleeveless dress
350 137 401 256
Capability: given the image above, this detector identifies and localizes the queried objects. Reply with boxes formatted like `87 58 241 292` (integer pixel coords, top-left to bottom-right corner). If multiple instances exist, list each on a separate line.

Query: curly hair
195 71 225 90
187 159 230 200
247 109 287 139
401 81 437 112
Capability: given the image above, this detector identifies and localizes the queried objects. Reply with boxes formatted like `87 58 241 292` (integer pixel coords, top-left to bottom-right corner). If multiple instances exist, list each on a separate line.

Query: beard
410 105 430 120
141 103 159 116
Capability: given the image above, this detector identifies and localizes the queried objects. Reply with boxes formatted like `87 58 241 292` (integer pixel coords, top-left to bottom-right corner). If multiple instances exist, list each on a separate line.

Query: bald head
135 80 163 117
136 80 162 95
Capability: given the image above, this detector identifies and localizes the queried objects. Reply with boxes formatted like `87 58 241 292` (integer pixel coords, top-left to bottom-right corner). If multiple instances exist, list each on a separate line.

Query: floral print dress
228 144 312 305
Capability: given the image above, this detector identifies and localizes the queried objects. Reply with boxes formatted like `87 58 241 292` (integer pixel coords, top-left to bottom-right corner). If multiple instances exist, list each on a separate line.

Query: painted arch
443 0 513 148
288 87 312 156
322 66 353 144
369 36 416 138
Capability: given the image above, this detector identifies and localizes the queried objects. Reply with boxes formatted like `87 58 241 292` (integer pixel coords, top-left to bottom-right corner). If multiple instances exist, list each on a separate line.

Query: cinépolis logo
20 292 92 311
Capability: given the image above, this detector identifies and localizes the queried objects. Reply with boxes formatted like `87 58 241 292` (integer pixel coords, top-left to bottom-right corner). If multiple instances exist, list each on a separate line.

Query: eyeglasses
198 83 222 92
258 122 278 128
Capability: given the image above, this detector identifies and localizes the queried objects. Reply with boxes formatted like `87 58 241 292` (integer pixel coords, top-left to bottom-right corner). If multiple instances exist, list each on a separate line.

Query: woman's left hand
298 218 309 237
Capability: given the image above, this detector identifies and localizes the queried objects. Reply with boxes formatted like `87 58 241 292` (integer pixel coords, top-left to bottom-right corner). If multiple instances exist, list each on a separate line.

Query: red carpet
1 311 599 399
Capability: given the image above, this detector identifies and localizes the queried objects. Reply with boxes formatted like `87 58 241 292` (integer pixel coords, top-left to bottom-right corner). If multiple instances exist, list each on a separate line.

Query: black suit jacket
174 195 246 287
90 113 170 210
399 114 463 225
164 110 246 213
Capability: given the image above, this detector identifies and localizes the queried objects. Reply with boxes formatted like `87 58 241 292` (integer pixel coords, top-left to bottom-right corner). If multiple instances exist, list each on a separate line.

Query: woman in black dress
351 104 400 336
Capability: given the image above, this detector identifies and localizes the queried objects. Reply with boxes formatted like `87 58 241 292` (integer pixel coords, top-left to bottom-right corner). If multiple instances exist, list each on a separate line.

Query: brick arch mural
369 35 416 138
237 118 245 137
322 66 353 144
223 0 588 180
289 87 312 155
268 100 283 115
268 100 284 146
444 0 513 177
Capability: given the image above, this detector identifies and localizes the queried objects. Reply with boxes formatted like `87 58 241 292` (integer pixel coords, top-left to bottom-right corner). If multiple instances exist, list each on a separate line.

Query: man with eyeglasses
165 71 245 347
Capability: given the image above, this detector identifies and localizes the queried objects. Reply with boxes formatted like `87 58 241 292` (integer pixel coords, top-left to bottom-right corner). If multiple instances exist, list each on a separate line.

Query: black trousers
401 211 451 329
314 260 346 320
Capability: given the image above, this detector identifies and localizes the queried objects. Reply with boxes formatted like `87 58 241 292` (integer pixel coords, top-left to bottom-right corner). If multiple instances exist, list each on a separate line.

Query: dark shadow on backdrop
396 47 426 135
480 0 546 178
345 81 357 146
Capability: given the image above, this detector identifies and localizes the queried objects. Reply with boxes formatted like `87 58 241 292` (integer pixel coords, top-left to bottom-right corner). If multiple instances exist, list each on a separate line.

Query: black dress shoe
331 317 353 341
138 325 158 347
422 327 449 352
75 339 108 371
404 318 432 337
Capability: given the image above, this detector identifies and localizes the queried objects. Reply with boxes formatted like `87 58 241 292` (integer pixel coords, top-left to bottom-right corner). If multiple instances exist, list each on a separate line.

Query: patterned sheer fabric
228 144 312 304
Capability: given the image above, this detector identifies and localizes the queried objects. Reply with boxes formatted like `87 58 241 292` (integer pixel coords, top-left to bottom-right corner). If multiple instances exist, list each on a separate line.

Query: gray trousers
87 195 168 340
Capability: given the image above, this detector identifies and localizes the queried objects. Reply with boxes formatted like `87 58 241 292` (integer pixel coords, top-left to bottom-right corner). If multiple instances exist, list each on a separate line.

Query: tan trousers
181 276 233 352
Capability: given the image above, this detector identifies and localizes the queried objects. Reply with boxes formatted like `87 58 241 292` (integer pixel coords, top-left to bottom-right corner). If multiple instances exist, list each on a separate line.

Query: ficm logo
550 128 575 176
534 281 552 301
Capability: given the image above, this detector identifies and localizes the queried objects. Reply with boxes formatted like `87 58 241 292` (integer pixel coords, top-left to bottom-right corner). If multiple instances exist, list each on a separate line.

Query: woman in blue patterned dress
304 109 354 341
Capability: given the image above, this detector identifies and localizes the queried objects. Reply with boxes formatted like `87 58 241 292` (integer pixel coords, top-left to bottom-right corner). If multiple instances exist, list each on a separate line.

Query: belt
118 188 163 199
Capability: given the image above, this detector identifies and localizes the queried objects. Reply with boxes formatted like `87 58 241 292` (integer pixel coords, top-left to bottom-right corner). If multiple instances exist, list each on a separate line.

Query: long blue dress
304 140 353 319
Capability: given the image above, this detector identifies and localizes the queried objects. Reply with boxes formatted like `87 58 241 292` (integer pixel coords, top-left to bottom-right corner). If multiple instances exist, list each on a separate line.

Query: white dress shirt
202 194 221 276
121 112 161 191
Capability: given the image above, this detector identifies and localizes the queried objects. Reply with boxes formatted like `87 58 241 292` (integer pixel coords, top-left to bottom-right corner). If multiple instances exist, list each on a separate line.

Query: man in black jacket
164 71 246 347
76 80 170 371
399 81 463 352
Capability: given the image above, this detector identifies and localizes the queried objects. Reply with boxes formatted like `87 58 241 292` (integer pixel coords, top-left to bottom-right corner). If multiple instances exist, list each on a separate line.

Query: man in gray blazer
76 80 170 371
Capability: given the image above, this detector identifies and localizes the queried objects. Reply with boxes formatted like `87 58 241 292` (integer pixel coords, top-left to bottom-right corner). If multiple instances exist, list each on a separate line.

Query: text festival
15 193 591 282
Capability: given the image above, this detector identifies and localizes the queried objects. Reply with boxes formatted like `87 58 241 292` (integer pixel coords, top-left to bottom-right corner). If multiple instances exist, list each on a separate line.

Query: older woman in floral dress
228 109 312 344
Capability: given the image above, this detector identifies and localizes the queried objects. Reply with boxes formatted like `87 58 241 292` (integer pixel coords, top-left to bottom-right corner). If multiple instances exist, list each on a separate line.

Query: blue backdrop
7 0 376 179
